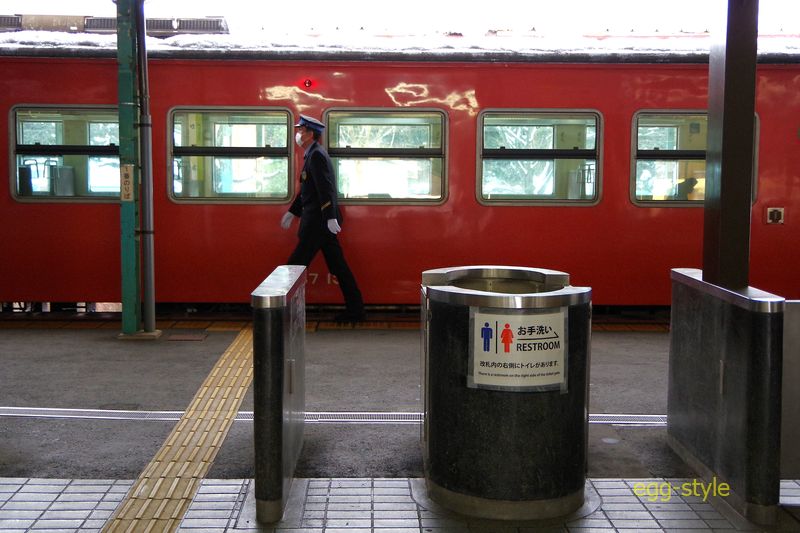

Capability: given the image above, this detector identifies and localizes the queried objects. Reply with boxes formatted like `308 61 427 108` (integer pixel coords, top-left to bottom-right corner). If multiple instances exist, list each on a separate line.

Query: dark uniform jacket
288 141 340 234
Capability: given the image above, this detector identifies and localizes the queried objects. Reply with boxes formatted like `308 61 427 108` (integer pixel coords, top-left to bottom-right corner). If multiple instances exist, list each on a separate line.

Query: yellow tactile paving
102 327 254 533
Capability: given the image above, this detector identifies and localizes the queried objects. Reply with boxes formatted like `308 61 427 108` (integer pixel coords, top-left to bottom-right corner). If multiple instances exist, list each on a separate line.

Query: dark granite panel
253 307 285 502
425 300 589 501
668 279 782 508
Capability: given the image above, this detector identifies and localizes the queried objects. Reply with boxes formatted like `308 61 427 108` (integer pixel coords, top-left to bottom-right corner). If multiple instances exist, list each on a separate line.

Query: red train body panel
1 54 798 306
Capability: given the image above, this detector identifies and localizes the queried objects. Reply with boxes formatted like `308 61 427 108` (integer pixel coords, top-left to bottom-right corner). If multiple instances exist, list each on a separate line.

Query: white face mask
294 131 304 147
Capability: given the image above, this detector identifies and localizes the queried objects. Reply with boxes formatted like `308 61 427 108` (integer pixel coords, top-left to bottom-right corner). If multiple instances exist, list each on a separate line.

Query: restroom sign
468 307 567 391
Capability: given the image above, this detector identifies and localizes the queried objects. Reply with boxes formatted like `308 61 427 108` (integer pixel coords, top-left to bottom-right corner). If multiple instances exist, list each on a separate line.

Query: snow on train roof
2 28 799 61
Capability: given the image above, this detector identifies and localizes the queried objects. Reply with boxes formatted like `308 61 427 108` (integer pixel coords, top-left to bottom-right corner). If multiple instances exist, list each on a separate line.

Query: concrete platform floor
0 320 798 531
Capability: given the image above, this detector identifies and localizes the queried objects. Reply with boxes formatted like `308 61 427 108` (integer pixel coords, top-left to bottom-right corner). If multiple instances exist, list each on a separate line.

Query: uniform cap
294 114 325 133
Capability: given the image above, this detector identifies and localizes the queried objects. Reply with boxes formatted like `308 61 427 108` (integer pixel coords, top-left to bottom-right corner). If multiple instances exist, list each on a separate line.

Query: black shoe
334 311 365 323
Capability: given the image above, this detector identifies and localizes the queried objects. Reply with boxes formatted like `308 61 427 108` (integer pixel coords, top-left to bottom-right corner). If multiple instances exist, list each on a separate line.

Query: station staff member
280 115 365 322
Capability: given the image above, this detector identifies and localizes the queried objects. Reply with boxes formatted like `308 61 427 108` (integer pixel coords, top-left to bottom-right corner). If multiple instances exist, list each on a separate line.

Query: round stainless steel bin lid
422 265 591 309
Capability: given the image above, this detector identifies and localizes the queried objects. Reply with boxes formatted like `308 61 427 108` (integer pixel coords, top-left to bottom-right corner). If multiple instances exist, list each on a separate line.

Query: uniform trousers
287 222 364 315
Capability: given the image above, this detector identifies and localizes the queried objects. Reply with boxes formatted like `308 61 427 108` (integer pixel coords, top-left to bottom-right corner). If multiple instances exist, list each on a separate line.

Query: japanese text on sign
469 308 567 391
120 164 134 202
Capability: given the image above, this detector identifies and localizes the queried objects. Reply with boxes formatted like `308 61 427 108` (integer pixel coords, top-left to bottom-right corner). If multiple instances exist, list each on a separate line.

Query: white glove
280 212 296 229
327 218 342 234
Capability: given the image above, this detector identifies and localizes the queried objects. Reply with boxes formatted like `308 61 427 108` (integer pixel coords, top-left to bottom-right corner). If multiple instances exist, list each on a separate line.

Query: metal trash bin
421 266 592 520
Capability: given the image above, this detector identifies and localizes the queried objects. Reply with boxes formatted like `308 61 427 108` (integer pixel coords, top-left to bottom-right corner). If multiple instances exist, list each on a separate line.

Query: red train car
1 35 798 308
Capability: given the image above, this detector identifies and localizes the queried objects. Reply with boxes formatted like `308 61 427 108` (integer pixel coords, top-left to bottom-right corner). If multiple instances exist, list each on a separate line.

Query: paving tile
88 509 115 519
197 484 242 494
0 479 28 485
30 518 86 529
702 519 735 528
1 476 799 532
63 484 109 493
326 511 373 519
328 496 374 503
327 502 372 511
9 492 59 503
373 496 416 503
39 509 93 520
192 493 240 502
657 519 710 529
324 519 373 528
374 487 411 495
610 518 664 528
373 519 421 528
650 510 700 520
645 502 692 512
374 511 419 519
179 518 232 528
1 501 50 512
598 502 646 511
18 485 67 493
95 501 123 512
0 519 36 529
331 480 371 488
591 480 629 489
184 509 236 519
374 480 410 488
0 509 44 520
595 487 636 496
564 517 613 528
328 488 373 496
26 480 71 486
603 510 653 520
47 501 97 511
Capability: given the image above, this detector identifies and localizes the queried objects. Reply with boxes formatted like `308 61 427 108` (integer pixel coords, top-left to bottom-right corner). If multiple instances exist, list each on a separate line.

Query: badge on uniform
301 171 307 181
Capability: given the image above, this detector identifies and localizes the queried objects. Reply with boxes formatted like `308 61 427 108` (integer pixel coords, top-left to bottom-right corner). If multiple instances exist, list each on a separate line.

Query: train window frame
630 110 761 206
10 105 121 202
631 110 708 206
323 108 448 205
476 109 603 206
167 106 293 204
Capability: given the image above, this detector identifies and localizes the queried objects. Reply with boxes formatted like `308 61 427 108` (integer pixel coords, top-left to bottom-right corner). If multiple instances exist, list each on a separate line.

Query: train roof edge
1 25 799 64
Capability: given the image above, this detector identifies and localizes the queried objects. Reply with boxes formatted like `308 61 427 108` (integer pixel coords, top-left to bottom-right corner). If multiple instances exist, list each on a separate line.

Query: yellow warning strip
102 327 253 533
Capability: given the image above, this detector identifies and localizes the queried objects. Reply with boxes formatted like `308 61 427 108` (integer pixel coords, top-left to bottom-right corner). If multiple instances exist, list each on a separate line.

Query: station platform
1 313 798 532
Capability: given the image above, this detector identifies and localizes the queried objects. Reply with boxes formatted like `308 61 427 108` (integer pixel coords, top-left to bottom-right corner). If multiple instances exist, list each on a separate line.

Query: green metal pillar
117 0 142 335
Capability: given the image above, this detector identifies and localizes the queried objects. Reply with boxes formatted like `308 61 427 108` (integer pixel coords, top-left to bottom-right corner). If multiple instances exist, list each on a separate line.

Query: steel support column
703 0 760 289
117 0 158 338
116 0 141 335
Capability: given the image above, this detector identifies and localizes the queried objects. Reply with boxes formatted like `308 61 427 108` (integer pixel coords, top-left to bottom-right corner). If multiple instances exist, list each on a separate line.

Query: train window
632 112 707 203
169 109 290 201
13 107 120 199
326 110 445 203
478 111 600 204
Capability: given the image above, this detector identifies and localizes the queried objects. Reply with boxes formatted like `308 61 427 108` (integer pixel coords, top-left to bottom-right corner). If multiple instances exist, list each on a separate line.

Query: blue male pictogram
481 322 493 352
